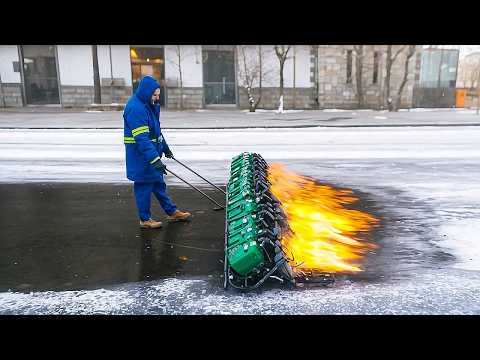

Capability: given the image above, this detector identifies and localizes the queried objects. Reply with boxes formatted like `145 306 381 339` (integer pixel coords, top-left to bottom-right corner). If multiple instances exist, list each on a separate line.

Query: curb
1 123 480 130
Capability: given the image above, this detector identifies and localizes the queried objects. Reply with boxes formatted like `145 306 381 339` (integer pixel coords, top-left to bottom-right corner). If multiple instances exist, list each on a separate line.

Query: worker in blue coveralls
123 75 192 229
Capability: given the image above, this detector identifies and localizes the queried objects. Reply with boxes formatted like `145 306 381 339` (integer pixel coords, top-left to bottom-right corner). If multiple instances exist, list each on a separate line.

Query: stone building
0 45 421 110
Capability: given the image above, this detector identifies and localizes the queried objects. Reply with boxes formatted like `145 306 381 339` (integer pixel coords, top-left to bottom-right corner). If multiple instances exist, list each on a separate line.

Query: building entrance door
130 46 166 107
20 45 60 105
203 49 236 105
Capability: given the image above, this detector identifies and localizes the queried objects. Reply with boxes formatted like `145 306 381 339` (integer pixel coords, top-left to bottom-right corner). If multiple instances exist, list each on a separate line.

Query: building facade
412 48 459 108
0 45 421 110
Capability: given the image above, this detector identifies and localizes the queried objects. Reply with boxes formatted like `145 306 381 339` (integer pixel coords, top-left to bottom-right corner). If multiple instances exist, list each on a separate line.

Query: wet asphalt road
0 184 226 293
1 168 479 315
1 162 480 314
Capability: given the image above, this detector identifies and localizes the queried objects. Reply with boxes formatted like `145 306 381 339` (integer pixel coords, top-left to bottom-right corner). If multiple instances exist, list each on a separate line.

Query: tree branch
392 45 407 62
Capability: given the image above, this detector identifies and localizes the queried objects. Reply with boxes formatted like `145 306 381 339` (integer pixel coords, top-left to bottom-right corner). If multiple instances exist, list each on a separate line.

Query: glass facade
419 49 459 88
20 45 60 105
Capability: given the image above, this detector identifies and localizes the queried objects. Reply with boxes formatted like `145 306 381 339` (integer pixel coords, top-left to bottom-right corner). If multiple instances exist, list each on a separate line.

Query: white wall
258 46 278 87
284 45 311 88
97 45 132 86
164 45 203 87
57 45 93 86
0 45 21 83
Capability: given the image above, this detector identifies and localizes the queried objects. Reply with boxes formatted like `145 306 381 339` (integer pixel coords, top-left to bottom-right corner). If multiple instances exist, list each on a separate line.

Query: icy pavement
0 127 479 183
0 126 479 314
1 270 479 315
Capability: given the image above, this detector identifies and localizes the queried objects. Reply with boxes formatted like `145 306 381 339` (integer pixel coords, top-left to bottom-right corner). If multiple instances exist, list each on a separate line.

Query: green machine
157 153 335 291
223 152 295 291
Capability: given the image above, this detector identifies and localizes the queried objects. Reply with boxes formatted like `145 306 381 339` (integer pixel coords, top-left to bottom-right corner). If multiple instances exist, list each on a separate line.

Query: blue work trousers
133 181 177 221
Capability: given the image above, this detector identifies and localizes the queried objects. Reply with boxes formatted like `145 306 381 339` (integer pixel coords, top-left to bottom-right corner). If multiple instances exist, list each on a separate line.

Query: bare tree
353 45 365 108
92 45 101 104
274 45 291 113
172 45 185 110
0 72 6 108
393 45 417 111
458 53 480 89
471 65 480 89
384 45 406 111
293 45 296 109
237 45 265 112
477 61 480 115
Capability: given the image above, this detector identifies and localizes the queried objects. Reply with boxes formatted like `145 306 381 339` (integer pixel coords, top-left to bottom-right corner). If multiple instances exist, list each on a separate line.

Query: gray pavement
0 108 479 129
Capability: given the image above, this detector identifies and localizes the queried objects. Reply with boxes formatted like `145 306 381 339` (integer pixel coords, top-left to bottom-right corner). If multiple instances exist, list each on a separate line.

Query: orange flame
268 163 379 274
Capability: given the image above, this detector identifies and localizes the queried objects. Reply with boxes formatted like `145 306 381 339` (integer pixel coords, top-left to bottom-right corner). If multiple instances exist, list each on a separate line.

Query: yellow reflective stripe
150 156 160 164
132 126 149 136
132 128 149 137
132 125 149 133
123 137 158 144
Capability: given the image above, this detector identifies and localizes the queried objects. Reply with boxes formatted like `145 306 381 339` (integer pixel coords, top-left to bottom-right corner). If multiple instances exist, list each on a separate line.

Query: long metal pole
171 157 226 195
166 168 225 209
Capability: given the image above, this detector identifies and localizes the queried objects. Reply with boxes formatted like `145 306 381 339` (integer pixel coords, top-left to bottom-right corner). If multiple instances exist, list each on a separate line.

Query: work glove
151 159 167 175
164 148 174 159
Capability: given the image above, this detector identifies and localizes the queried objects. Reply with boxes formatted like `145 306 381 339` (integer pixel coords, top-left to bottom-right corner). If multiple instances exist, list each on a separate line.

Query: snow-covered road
0 126 479 183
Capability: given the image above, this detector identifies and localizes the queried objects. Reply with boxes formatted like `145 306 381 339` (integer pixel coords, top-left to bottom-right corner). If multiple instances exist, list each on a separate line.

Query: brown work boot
167 210 192 223
139 218 163 229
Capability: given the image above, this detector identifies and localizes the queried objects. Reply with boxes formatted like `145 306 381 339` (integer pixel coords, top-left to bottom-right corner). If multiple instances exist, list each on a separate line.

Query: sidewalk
0 108 479 129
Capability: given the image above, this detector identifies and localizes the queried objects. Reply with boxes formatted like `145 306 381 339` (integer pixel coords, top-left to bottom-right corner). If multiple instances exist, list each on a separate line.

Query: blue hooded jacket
123 76 171 182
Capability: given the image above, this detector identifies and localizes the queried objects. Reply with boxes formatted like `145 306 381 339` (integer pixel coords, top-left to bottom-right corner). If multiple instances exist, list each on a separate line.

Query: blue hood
135 76 160 104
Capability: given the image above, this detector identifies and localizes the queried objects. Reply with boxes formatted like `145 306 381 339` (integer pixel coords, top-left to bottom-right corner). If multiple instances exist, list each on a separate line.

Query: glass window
21 45 60 105
346 50 353 84
373 51 379 84
420 49 459 88
203 50 236 105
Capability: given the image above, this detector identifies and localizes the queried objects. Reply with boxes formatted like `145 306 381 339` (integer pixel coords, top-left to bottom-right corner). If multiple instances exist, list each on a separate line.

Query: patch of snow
276 96 285 114
408 108 458 112
438 220 480 271
2 271 480 314
322 109 350 112
374 116 388 120
0 287 136 315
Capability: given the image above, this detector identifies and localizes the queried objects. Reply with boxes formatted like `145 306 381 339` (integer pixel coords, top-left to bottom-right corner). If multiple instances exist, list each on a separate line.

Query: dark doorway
203 49 236 105
130 46 166 107
20 45 60 105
